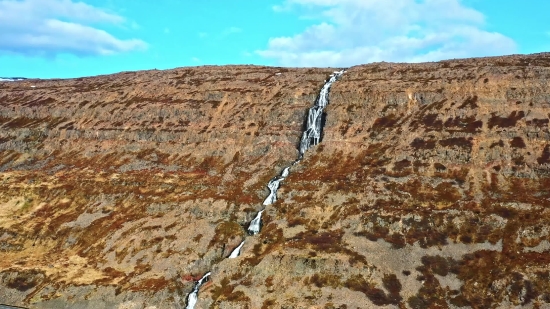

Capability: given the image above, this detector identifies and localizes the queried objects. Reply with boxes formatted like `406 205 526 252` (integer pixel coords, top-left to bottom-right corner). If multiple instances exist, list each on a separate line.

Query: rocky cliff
1 54 550 308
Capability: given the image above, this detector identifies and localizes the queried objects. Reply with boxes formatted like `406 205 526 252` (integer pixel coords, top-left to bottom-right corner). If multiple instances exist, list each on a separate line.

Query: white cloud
258 0 516 66
0 0 147 56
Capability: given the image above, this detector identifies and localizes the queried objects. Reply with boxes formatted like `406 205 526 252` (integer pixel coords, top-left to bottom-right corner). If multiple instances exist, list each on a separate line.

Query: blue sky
0 0 548 78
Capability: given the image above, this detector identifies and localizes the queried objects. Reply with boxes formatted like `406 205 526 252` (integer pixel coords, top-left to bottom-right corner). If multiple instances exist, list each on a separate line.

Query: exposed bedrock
1 54 550 308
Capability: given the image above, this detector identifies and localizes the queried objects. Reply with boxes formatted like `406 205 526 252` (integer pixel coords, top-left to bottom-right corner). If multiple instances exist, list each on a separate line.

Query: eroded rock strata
1 54 550 308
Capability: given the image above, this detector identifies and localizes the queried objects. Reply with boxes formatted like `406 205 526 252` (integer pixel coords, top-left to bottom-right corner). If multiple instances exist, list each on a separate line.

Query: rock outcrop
1 54 550 308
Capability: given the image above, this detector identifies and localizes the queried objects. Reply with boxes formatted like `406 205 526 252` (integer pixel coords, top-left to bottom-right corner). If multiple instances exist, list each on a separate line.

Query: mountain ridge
1 53 550 308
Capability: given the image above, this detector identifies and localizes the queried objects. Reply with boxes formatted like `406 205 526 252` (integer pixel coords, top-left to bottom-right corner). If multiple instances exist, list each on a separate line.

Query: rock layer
1 54 550 308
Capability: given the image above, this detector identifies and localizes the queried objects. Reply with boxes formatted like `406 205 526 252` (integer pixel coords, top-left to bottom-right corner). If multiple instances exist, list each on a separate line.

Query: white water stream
228 241 245 259
183 70 345 308
185 272 211 309
247 70 345 234
299 70 345 157
247 209 264 236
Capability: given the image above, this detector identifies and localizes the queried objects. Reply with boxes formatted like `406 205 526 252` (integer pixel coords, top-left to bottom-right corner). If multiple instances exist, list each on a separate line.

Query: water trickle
185 272 211 309
228 241 245 258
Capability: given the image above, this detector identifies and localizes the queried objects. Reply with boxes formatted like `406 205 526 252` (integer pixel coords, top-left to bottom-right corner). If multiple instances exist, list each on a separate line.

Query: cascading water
299 70 345 158
247 209 264 236
228 241 245 259
263 177 283 206
182 70 345 308
185 272 211 309
281 166 290 178
247 70 345 234
262 162 294 207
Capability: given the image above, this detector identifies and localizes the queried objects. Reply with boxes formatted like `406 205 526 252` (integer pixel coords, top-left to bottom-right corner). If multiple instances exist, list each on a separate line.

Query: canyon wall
1 54 550 308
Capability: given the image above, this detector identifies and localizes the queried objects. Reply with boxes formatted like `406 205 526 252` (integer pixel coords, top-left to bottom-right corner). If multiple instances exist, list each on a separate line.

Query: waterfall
185 272 211 309
250 70 345 233
299 70 345 158
228 241 245 259
281 166 290 178
247 210 264 235
262 163 293 206
263 177 283 206
181 70 345 307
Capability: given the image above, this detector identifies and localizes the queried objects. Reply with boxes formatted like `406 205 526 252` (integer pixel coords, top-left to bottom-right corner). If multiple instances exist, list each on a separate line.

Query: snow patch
0 77 26 82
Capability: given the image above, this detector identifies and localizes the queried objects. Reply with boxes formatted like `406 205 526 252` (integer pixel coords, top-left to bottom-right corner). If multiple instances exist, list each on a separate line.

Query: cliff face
1 54 550 308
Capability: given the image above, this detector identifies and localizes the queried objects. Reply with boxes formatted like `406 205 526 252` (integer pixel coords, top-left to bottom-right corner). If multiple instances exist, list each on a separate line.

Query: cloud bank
259 0 516 66
0 0 147 56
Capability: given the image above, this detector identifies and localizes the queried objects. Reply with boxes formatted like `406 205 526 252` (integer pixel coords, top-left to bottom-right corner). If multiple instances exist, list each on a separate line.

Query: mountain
1 54 550 308
0 78 27 82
